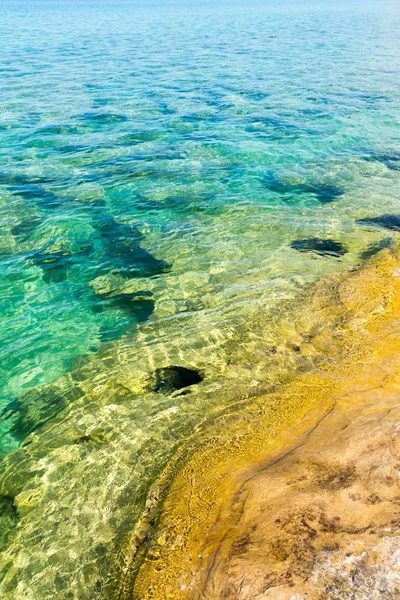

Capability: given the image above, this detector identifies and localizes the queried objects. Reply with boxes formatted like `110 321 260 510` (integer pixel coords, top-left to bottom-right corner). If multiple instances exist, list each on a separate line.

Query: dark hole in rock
356 214 400 232
173 389 193 397
266 346 277 355
152 366 204 394
290 238 348 257
0 495 18 520
359 237 395 260
73 435 92 445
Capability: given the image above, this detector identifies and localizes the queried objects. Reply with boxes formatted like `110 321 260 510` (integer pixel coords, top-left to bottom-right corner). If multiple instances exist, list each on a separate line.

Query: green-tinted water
1 0 400 597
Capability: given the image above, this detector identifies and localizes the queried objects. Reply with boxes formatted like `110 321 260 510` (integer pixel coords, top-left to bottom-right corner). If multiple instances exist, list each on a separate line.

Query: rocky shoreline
132 247 400 600
2 245 400 600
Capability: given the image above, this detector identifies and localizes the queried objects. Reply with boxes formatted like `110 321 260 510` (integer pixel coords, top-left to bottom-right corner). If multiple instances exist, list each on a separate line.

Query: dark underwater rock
11 215 43 240
93 210 143 244
79 112 128 125
116 131 162 146
27 240 93 284
73 435 92 445
290 238 348 257
263 173 344 204
9 386 83 442
0 171 62 210
90 290 155 341
356 214 400 231
301 183 344 204
29 249 73 283
0 172 60 208
53 144 89 155
0 495 18 519
152 366 204 394
364 150 400 171
0 494 19 552
0 172 53 186
162 192 215 212
359 237 395 261
0 398 21 421
34 124 81 136
11 184 62 209
246 115 308 140
98 322 131 342
114 247 169 279
91 290 154 316
0 172 85 212
92 212 170 278
89 152 183 184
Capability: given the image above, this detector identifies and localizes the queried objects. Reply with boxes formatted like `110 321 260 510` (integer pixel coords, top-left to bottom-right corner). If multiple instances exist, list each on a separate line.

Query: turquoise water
1 0 400 597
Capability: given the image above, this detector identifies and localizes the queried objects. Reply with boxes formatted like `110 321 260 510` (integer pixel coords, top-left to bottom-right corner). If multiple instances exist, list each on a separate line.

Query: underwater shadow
263 172 344 205
356 214 400 232
290 237 348 257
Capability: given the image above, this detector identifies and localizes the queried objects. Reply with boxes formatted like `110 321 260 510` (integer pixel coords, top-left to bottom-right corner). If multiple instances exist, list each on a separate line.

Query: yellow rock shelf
130 247 400 600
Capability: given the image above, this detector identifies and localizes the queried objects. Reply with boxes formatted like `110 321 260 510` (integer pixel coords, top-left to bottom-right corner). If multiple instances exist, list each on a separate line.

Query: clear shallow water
0 0 400 596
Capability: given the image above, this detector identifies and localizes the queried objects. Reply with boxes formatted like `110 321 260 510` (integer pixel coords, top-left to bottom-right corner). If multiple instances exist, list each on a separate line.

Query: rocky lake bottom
1 0 400 598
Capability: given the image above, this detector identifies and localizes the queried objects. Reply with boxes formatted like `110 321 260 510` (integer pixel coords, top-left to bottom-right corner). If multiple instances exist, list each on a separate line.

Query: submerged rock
290 237 348 257
0 247 398 600
92 210 170 279
89 290 155 341
263 172 344 204
133 249 400 600
152 366 204 394
356 213 400 231
116 130 161 146
364 150 400 171
91 290 154 315
246 115 313 140
79 112 129 125
359 237 395 260
29 249 73 283
0 495 18 552
11 215 43 241
9 387 82 442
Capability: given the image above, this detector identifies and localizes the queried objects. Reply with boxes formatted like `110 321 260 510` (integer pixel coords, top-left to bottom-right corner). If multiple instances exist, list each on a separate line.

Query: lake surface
0 0 400 597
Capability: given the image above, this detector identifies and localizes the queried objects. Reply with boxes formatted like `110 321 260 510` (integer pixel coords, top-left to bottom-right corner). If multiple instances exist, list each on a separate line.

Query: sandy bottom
131 247 400 600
